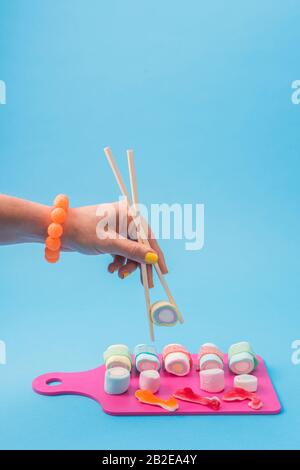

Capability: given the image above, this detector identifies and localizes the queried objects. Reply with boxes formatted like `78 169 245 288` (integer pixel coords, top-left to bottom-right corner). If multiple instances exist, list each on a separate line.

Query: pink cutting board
32 354 281 416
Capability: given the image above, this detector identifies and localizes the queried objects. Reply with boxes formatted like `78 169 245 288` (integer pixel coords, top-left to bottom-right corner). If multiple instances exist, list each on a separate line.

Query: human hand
63 199 168 287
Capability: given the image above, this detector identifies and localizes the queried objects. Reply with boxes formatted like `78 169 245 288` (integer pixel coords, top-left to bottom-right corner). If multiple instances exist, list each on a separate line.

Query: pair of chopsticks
103 147 183 341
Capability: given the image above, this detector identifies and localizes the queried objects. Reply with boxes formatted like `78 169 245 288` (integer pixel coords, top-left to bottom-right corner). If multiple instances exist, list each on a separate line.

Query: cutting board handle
32 366 104 402
32 372 73 396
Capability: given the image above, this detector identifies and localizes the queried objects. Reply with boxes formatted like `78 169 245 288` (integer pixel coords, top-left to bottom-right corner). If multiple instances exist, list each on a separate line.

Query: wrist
60 208 78 250
22 202 51 243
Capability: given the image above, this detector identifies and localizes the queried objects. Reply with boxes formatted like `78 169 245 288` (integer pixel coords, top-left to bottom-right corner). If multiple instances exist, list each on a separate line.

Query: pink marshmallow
139 370 160 394
200 368 225 393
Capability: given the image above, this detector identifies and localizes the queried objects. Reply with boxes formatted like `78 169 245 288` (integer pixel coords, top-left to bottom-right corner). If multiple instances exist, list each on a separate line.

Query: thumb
104 235 158 265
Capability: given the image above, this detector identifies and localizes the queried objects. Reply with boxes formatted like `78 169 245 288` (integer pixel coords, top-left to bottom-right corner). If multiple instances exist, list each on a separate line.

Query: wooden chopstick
127 149 154 341
103 147 183 324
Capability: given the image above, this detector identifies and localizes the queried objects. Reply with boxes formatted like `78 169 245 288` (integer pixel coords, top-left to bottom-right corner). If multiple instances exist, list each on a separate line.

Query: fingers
108 255 125 273
108 256 154 287
118 260 139 279
107 253 154 289
141 221 168 274
104 234 158 266
147 236 168 274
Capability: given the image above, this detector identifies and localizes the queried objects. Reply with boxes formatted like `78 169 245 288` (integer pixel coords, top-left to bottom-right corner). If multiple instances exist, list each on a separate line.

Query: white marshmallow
200 368 225 393
139 370 160 393
234 374 258 392
104 367 130 395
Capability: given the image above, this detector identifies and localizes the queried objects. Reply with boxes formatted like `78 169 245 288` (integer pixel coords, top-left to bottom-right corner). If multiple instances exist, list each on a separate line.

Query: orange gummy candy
48 222 63 238
51 207 67 224
54 194 69 211
45 236 61 251
135 389 179 412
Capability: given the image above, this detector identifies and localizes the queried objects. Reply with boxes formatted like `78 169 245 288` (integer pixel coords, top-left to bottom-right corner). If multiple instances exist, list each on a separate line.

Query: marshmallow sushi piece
200 368 225 393
150 301 179 326
134 344 160 372
103 344 132 371
162 344 192 376
106 355 132 371
234 374 258 393
104 367 130 395
198 343 224 371
228 342 258 375
139 370 160 393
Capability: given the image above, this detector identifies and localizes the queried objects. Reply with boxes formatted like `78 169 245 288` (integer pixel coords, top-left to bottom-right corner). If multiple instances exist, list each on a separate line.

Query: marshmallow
139 370 160 393
200 368 225 393
234 374 258 392
162 344 192 376
106 355 131 371
104 367 130 395
228 342 258 375
103 344 132 371
150 301 179 326
198 343 224 371
134 344 160 372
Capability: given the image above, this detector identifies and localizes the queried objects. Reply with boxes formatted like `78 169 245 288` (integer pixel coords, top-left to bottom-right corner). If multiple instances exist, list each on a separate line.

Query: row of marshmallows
102 341 258 395
198 342 258 393
103 344 161 395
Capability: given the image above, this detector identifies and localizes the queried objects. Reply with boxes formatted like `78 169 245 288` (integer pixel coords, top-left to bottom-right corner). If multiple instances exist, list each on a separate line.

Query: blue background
1 0 300 450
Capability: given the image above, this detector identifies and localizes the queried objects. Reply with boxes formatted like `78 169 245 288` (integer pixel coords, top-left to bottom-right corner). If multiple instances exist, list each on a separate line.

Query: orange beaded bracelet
45 194 69 263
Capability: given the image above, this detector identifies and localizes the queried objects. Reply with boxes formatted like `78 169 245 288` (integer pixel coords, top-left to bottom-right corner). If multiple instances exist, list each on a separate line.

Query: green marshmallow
228 342 258 369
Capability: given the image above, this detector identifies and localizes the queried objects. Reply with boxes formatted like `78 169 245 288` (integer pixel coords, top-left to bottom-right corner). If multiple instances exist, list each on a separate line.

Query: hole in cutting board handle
46 378 62 387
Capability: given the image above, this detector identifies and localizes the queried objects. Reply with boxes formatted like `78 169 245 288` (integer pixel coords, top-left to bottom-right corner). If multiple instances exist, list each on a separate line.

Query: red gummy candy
222 387 263 410
173 387 221 410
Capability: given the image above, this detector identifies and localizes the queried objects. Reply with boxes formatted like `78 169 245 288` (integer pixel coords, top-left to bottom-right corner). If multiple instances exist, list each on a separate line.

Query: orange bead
51 207 67 224
54 194 69 211
48 222 63 238
45 248 60 262
45 236 61 251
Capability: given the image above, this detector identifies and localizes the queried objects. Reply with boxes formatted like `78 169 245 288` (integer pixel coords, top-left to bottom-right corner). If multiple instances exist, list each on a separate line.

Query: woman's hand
0 195 168 287
62 199 168 287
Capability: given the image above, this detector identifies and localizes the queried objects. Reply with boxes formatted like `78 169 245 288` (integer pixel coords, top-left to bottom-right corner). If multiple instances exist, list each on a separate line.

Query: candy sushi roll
198 343 224 371
134 344 160 372
162 344 192 376
150 301 179 326
228 342 258 375
103 344 132 371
